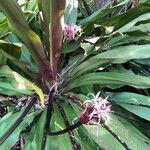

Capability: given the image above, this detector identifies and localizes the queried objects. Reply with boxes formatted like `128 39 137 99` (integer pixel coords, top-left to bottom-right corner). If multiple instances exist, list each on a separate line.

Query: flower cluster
63 25 76 41
79 92 111 125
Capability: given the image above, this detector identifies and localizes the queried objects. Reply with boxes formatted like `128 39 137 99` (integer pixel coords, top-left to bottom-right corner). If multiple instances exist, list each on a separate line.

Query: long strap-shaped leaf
64 72 150 92
37 0 66 77
66 44 150 82
0 0 52 84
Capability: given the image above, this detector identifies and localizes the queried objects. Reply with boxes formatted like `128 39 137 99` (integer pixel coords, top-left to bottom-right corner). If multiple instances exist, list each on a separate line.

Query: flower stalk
47 92 111 136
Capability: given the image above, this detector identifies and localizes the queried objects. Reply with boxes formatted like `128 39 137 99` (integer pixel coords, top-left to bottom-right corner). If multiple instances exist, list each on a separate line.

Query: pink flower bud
79 105 94 124
64 25 76 41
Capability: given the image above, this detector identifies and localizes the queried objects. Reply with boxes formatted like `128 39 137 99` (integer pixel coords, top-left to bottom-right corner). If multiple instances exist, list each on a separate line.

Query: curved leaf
85 125 126 150
117 13 150 33
107 92 150 121
0 110 39 149
102 1 150 31
67 45 150 81
80 0 130 29
52 104 73 150
0 17 9 38
64 0 78 25
24 110 46 150
0 65 34 96
64 72 150 92
61 40 80 53
106 115 150 149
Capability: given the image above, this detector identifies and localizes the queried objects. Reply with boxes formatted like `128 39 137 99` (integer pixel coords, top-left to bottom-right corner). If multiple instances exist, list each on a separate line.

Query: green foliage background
0 0 150 149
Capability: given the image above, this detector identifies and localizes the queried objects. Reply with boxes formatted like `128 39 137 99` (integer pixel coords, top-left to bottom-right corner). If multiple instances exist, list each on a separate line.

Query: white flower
79 92 111 125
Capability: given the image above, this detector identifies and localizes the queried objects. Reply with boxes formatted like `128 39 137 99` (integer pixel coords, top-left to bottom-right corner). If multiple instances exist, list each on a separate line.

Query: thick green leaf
64 72 150 92
0 111 22 134
45 114 59 150
119 104 150 121
106 16 150 46
53 104 73 150
80 0 130 29
117 13 150 33
0 39 22 59
0 65 45 104
107 92 150 107
7 34 39 74
0 47 37 77
102 1 150 31
107 92 150 121
0 40 22 66
67 45 150 81
45 128 60 150
95 45 150 63
0 17 9 38
0 110 39 150
24 110 46 150
85 125 126 150
45 136 59 150
106 115 150 150
62 40 80 53
0 41 36 76
107 34 150 47
0 81 33 96
64 0 78 25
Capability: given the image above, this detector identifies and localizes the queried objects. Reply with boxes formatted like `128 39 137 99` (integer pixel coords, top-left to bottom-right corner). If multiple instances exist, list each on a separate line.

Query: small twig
0 97 37 145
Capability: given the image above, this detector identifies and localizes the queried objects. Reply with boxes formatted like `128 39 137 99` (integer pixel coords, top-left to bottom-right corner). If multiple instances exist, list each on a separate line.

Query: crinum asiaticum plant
0 0 150 149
